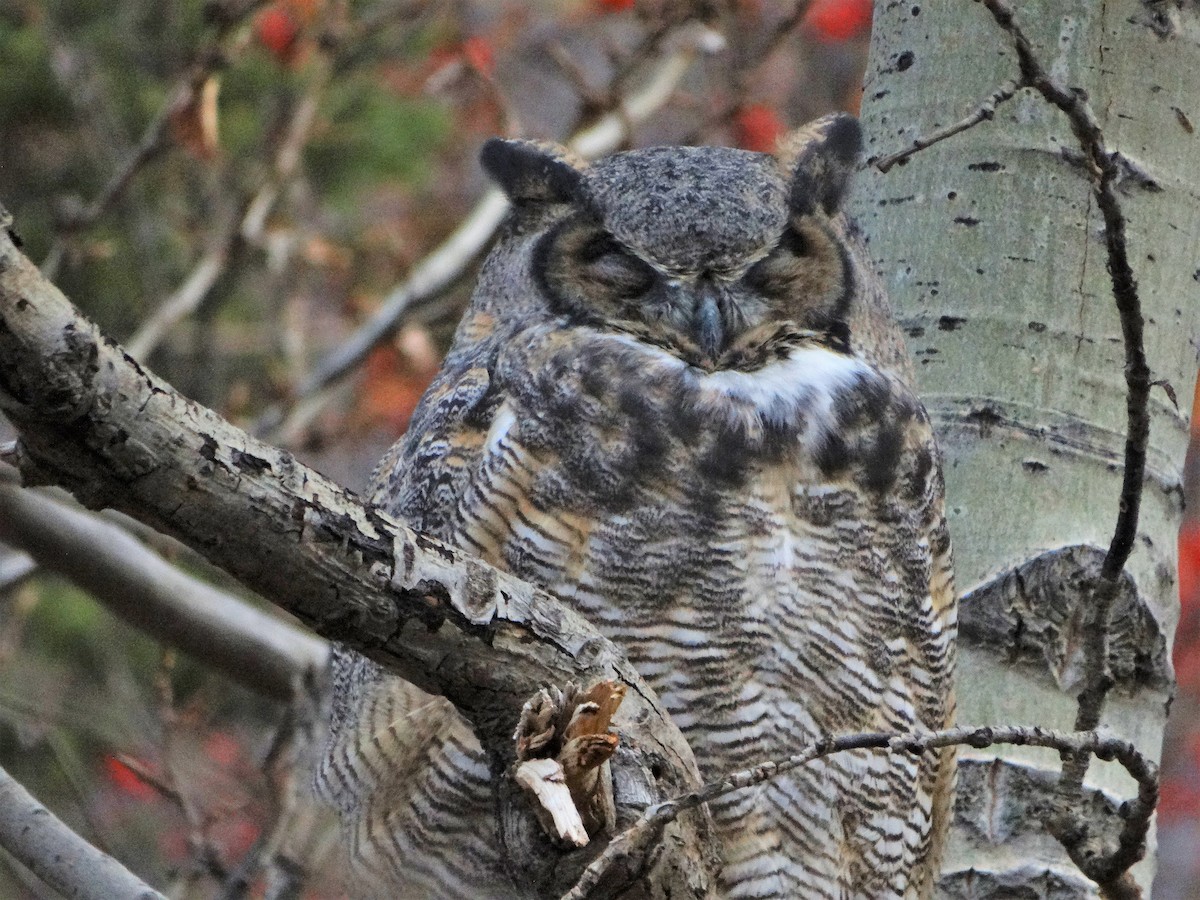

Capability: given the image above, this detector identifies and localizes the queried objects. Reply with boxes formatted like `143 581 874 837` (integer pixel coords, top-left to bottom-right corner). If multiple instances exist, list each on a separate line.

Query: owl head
480 114 862 369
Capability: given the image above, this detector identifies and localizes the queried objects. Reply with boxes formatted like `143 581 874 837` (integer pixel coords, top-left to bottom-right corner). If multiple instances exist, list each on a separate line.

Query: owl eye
744 225 808 297
578 236 656 299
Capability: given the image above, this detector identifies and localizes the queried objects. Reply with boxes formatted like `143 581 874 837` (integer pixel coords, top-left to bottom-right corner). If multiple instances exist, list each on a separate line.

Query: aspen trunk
854 0 1200 893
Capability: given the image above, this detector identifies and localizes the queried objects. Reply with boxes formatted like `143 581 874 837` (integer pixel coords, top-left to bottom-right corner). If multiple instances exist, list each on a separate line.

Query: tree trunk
853 0 1199 894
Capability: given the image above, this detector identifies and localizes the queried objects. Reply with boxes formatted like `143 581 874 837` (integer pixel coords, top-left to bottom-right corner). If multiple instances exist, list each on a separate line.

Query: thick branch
0 762 167 900
0 210 716 893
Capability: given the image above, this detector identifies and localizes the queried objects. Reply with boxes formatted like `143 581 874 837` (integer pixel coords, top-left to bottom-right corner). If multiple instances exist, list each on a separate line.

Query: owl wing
317 358 522 899
866 397 956 899
435 331 958 899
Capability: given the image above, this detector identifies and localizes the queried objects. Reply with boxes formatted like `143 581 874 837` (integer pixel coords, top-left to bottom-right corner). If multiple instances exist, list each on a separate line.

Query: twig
680 0 815 145
967 1 1152 893
561 724 1158 900
547 42 610 114
218 670 325 899
0 761 169 899
259 21 725 442
155 651 230 882
125 59 331 360
44 730 113 856
111 754 183 805
870 79 1022 172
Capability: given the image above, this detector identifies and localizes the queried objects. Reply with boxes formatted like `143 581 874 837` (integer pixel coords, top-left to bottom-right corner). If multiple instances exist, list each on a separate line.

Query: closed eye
579 235 656 298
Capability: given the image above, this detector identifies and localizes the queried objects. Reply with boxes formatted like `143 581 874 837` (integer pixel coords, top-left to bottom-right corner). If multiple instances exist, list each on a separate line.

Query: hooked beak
694 285 724 359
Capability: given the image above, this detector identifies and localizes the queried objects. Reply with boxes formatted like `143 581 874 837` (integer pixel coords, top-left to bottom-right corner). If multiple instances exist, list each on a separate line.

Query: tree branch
563 724 1158 900
0 466 327 701
869 79 1021 173
0 761 167 900
0 206 717 894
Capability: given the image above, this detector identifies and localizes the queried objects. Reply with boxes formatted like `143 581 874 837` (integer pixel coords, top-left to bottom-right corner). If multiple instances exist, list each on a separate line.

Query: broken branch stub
514 681 626 846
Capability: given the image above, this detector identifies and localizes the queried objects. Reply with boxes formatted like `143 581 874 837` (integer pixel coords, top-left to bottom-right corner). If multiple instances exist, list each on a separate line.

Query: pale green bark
854 0 1200 894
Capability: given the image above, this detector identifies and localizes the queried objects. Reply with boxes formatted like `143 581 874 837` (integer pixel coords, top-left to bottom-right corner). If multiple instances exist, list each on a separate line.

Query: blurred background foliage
0 0 1195 897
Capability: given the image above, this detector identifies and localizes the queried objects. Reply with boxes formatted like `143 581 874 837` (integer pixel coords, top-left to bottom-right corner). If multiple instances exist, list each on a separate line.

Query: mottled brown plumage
316 114 956 899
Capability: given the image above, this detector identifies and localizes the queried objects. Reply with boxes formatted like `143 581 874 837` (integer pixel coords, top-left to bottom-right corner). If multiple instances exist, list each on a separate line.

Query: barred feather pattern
319 316 955 899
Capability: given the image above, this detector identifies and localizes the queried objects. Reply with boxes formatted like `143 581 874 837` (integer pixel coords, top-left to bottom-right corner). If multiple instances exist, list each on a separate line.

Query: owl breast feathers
317 114 957 899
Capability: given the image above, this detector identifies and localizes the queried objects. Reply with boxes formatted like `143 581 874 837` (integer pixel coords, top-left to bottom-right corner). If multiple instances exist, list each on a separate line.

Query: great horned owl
317 114 957 899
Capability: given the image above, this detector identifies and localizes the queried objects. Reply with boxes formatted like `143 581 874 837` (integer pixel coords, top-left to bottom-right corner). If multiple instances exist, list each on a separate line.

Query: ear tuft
480 139 585 203
777 114 863 217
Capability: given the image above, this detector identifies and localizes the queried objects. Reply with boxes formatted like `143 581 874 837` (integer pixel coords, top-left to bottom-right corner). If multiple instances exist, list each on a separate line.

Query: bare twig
680 0 816 145
0 761 168 900
125 61 331 360
562 725 1158 900
218 670 325 899
155 651 230 882
870 79 1022 172
110 754 182 805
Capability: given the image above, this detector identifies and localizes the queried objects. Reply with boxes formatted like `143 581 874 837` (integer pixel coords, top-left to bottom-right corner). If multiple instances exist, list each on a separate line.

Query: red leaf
1181 522 1200 613
102 756 158 801
594 0 636 11
255 5 300 62
734 104 786 153
461 36 496 78
804 0 873 43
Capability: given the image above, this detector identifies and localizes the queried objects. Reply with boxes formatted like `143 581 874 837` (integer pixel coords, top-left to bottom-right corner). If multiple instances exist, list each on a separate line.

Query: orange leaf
169 76 220 160
355 334 440 435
